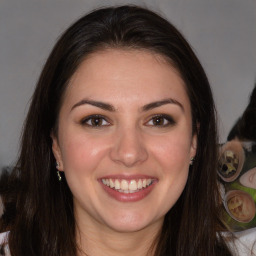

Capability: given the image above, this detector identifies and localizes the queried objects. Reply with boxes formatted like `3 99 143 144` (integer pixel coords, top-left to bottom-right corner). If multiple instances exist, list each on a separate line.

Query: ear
190 122 200 158
190 133 197 158
51 132 64 171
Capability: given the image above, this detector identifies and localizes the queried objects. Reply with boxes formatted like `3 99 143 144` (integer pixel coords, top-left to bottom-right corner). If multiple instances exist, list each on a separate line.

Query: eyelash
145 114 176 127
80 115 111 127
80 114 175 128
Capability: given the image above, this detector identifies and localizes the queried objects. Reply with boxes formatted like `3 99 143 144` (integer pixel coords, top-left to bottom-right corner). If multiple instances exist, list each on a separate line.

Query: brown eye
152 116 165 126
90 117 103 126
146 114 175 127
81 115 110 127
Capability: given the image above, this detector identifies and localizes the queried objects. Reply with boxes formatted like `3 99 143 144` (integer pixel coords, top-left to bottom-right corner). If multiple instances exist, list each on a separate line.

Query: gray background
0 0 255 169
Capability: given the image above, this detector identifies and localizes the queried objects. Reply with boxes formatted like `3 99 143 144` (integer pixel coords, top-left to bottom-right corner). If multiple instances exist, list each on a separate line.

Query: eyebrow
71 98 184 112
141 98 184 112
71 99 115 112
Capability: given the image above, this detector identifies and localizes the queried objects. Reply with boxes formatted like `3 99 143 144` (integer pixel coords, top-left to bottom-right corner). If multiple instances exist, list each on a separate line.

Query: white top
0 231 10 256
0 229 255 255
231 228 256 256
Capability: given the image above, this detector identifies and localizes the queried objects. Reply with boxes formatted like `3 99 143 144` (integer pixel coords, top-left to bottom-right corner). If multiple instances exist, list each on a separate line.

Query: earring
190 157 195 166
56 161 62 181
57 170 62 181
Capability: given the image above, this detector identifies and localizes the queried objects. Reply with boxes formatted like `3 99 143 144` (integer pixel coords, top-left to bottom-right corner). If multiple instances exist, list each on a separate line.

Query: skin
52 49 197 256
239 167 256 189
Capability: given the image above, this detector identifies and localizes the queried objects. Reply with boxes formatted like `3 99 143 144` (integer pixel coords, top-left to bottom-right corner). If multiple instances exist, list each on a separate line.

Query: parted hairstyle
1 5 232 256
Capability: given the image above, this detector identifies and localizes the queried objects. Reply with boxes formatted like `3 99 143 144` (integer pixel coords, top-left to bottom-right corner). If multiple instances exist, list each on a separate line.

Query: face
52 49 197 233
240 167 256 189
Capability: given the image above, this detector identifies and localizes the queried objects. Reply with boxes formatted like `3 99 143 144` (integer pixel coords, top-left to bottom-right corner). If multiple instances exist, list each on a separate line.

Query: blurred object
227 84 256 141
0 167 18 232
218 141 244 182
221 84 256 231
224 190 255 223
240 167 256 189
218 141 256 231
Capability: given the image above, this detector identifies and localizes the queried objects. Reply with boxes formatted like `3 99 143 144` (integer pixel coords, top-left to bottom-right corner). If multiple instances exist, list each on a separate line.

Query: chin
107 222 148 233
102 212 161 233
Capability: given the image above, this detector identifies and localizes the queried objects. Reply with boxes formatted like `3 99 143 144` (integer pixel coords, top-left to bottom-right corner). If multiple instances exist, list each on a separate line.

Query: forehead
63 48 190 110
72 48 182 81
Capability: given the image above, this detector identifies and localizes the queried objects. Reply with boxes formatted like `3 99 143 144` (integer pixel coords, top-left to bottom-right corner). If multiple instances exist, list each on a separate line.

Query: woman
0 5 239 256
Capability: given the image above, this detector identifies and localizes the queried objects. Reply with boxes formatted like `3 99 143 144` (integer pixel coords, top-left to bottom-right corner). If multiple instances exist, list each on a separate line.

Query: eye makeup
145 114 176 127
80 114 111 127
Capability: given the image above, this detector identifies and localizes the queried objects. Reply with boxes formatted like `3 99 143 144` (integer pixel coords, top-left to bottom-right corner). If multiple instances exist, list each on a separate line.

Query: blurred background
0 0 255 170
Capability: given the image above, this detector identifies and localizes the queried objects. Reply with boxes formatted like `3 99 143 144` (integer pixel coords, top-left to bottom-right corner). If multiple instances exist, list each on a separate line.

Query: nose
109 127 148 167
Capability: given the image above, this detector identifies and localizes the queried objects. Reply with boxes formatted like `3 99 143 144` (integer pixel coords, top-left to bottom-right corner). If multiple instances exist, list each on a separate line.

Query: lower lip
100 182 156 202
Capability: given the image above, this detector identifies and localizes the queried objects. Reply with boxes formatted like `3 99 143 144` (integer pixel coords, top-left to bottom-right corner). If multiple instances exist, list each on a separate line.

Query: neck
76 217 162 256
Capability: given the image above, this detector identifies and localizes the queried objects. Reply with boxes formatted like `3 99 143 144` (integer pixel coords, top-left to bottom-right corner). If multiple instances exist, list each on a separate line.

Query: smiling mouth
101 178 155 193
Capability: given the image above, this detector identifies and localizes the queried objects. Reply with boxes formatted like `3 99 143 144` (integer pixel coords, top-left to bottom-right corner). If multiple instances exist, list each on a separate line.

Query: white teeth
129 180 137 191
121 179 129 190
142 179 147 188
138 179 142 189
102 178 154 193
109 179 115 188
115 179 120 189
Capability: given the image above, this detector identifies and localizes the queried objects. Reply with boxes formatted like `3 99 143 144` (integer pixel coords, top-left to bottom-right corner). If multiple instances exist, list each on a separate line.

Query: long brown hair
2 5 231 255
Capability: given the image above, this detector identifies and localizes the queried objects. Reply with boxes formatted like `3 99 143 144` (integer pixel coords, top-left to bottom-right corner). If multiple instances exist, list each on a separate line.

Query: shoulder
0 232 10 256
230 228 256 256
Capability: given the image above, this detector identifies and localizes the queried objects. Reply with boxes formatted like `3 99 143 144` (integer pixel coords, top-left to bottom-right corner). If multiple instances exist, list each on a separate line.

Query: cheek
147 135 191 217
60 134 110 175
149 133 192 171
